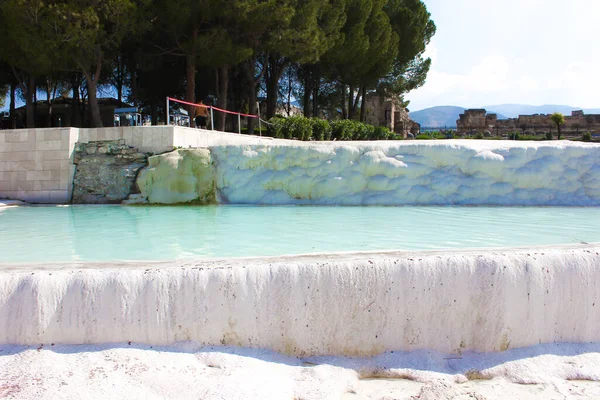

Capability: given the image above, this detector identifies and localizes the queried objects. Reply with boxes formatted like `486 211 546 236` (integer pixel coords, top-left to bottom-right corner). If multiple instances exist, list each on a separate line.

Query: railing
166 97 268 135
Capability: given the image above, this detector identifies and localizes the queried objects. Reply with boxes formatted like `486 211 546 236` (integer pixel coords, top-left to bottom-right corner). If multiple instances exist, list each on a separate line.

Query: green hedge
264 116 396 141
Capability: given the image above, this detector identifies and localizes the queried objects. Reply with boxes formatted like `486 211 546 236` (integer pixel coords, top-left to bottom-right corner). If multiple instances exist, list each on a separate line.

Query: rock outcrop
136 149 216 204
72 140 147 204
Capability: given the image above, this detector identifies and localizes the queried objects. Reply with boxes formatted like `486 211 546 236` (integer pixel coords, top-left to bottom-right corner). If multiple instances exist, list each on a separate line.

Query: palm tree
550 112 565 140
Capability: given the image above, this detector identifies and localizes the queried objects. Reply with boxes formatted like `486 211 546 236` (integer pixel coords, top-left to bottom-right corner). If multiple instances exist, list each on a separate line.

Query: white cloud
407 0 600 110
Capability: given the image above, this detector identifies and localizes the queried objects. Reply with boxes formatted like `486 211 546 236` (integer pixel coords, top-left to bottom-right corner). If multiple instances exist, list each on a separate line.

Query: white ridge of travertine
209 140 600 205
1 246 599 356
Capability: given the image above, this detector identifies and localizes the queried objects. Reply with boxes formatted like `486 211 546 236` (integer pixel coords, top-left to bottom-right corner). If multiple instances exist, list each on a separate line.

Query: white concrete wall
77 126 175 154
173 127 275 148
0 128 77 203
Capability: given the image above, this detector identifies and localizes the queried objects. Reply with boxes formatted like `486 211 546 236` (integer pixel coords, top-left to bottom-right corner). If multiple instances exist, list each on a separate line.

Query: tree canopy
550 112 565 140
0 0 436 128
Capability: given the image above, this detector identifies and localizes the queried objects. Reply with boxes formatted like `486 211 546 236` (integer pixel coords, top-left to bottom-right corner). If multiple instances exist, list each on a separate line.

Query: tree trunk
302 87 311 118
286 71 292 116
557 125 561 140
46 78 54 127
266 67 278 120
265 54 288 120
359 85 367 122
348 85 355 119
117 80 123 103
9 82 16 129
302 67 312 118
25 75 35 128
117 55 124 103
185 28 198 119
340 83 347 119
86 76 102 127
72 79 80 127
185 54 196 119
216 65 229 132
312 81 319 118
244 58 257 135
82 55 103 128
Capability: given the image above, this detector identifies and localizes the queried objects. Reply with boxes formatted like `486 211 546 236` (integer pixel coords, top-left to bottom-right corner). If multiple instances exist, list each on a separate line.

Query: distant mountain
484 104 600 119
409 106 508 128
409 106 465 128
410 104 600 127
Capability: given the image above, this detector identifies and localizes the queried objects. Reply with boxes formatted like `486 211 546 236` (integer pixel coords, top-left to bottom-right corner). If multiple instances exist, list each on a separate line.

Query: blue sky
405 0 600 111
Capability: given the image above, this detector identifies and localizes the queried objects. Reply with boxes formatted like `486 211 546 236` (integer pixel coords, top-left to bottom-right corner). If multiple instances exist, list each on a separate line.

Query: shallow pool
1 205 599 263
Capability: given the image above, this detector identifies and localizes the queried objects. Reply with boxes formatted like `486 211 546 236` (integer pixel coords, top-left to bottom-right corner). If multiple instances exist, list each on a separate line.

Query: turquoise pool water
1 205 599 263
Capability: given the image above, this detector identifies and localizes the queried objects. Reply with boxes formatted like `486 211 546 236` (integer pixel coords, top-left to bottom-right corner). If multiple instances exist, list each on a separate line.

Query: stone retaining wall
0 128 77 203
0 127 270 203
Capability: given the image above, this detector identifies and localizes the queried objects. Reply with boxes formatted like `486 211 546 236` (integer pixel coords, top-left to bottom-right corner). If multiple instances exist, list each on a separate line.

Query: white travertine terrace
210 140 600 205
1 245 599 356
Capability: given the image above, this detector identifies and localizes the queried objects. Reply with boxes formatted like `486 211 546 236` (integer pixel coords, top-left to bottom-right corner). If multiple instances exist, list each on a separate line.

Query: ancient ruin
363 95 420 138
457 109 600 136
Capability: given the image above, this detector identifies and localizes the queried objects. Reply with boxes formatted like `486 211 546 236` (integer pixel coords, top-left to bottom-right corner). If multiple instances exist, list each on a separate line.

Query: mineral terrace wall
2 127 600 206
139 140 600 206
1 246 599 356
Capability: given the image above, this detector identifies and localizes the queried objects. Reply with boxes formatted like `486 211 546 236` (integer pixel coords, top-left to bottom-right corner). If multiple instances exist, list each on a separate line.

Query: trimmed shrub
509 132 520 140
373 126 393 140
267 117 286 138
475 132 484 139
283 116 312 141
270 116 392 141
582 132 592 142
545 132 553 140
310 118 331 141
331 120 357 141
355 122 375 140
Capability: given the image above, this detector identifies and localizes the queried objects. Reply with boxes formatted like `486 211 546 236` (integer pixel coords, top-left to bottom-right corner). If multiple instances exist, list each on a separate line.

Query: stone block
142 132 153 150
122 128 133 146
6 161 35 172
36 140 62 151
16 180 34 191
5 131 27 143
132 129 144 149
0 181 14 191
43 150 68 161
12 141 35 151
50 190 69 203
10 171 27 182
40 180 60 190
26 170 52 181
61 134 71 150
50 170 65 181
0 142 12 152
0 190 18 199
43 160 69 171
27 190 52 203
4 152 30 162
44 130 64 141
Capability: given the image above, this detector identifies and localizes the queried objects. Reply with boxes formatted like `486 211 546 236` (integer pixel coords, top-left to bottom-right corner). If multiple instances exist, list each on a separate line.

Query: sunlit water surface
1 205 599 263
